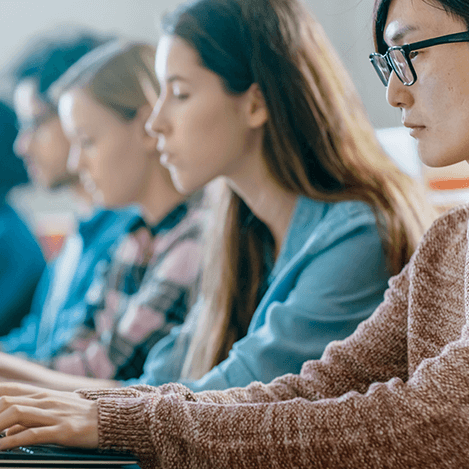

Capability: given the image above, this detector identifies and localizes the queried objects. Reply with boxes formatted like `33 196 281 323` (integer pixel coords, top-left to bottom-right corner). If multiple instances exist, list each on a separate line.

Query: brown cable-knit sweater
79 204 469 469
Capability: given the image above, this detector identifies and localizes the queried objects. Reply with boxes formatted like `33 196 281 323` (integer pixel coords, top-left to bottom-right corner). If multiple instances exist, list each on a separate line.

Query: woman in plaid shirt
0 40 206 389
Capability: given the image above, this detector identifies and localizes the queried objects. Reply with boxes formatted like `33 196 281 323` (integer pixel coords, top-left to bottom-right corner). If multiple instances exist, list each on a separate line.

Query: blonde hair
49 40 159 121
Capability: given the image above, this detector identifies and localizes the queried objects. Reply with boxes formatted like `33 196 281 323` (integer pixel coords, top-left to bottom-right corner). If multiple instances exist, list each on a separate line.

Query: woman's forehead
156 36 199 81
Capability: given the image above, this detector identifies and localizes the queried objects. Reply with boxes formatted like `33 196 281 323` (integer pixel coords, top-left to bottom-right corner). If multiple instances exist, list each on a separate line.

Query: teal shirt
126 196 391 391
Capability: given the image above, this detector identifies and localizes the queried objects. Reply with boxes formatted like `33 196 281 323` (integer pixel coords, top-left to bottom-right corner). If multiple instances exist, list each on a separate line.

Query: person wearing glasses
0 32 138 362
0 40 206 390
12 33 106 191
0 101 45 335
0 0 462 466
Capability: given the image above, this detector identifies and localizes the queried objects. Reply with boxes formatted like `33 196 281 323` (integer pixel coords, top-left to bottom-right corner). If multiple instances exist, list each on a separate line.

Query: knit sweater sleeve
77 263 418 468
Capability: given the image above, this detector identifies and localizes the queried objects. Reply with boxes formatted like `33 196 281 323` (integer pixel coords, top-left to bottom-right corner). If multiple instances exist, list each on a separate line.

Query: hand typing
0 383 98 450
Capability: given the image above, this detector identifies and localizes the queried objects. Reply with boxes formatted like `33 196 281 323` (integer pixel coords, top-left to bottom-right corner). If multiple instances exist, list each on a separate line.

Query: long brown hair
166 0 435 380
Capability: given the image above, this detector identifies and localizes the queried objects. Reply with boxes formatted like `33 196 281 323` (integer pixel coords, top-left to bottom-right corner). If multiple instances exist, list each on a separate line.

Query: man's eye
409 51 419 60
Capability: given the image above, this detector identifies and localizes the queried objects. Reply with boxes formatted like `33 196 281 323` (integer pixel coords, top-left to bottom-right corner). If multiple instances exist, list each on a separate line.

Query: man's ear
135 104 158 151
246 83 268 129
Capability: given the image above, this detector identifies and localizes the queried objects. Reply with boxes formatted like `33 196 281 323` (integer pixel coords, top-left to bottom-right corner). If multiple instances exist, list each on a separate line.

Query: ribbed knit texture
78 204 469 468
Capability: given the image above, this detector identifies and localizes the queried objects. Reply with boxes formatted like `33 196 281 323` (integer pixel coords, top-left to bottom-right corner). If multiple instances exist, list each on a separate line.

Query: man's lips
403 121 425 129
403 122 426 137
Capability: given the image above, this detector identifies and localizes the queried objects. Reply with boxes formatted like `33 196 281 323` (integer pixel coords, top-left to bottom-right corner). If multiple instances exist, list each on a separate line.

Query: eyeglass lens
370 55 391 86
370 49 415 86
388 49 414 84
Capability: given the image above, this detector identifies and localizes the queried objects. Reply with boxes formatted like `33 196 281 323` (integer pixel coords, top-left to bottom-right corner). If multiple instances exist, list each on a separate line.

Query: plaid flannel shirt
49 197 205 380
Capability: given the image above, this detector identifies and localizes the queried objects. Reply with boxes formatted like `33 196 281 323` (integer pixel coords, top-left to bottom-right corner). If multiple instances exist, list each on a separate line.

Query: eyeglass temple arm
404 30 469 53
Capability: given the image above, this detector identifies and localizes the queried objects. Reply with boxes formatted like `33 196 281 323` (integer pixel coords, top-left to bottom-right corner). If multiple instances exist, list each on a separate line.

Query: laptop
0 443 139 467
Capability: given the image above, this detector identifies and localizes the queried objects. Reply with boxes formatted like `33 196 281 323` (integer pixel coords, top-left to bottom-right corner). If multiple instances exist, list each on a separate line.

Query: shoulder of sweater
408 203 469 266
418 203 469 242
428 202 469 227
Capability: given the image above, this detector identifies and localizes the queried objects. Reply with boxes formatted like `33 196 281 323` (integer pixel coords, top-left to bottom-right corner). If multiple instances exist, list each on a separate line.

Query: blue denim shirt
128 196 391 391
0 207 140 359
0 204 45 335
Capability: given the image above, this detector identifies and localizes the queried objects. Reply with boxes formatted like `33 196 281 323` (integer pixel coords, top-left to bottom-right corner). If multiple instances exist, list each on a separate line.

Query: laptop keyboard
0 433 139 466
3 445 60 455
0 434 41 454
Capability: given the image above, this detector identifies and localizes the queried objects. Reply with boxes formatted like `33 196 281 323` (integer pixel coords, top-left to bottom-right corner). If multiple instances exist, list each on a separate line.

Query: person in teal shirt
0 101 45 334
0 31 137 357
0 207 139 359
129 196 392 390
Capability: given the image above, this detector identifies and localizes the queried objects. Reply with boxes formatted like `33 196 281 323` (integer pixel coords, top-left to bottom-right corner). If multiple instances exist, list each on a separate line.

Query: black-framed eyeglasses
369 30 469 86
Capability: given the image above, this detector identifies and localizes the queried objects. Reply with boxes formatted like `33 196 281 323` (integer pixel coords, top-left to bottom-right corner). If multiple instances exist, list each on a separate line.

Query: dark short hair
0 101 28 198
13 30 111 104
373 0 469 54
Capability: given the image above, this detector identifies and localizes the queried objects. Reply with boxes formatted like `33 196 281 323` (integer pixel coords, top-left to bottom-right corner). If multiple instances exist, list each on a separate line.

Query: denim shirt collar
270 195 326 280
78 207 139 249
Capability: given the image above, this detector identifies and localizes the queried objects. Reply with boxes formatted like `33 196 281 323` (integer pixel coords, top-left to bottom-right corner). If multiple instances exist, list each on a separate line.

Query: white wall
307 0 401 128
0 0 401 128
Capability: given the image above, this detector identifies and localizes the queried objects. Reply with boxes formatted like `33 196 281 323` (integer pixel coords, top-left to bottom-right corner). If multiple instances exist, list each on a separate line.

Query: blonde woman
0 41 205 388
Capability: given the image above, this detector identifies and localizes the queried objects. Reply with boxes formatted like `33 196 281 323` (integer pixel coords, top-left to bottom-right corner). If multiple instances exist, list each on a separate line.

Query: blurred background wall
0 0 400 129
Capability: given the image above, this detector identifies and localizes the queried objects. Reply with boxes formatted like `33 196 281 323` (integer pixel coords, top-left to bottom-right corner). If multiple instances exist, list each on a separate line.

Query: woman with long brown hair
128 0 433 389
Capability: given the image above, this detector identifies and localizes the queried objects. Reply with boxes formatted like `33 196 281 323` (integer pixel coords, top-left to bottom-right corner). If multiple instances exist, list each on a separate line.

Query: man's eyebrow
385 24 419 44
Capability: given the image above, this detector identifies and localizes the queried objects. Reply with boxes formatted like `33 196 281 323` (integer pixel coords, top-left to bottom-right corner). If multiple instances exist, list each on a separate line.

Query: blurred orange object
427 177 469 191
39 233 66 260
36 213 76 260
422 161 469 212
